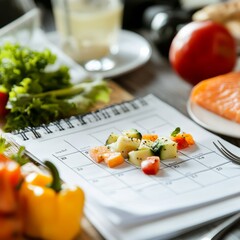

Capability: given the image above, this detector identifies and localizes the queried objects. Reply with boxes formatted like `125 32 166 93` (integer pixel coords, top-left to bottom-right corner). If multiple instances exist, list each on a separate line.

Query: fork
202 140 240 239
213 140 240 165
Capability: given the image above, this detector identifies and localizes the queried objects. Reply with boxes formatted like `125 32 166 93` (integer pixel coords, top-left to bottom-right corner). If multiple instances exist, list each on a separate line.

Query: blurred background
0 0 228 58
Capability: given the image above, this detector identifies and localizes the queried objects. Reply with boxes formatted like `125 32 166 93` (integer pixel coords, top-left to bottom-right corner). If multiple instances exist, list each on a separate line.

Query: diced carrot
142 134 158 142
182 133 195 145
89 146 111 163
171 133 195 150
102 152 124 168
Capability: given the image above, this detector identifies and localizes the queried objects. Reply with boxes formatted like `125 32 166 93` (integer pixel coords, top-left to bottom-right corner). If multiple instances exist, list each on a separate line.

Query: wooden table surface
77 31 240 240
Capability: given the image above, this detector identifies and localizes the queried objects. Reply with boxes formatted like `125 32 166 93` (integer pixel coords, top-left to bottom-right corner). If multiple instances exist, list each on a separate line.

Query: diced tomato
0 92 9 118
89 146 111 163
142 134 158 142
103 152 124 168
171 133 195 150
141 156 160 175
172 136 189 150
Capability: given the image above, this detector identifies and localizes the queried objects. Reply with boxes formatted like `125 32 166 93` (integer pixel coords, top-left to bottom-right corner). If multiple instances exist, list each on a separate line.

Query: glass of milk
51 0 123 72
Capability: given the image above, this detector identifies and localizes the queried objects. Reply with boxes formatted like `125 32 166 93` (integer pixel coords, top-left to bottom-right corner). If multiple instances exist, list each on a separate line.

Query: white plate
47 30 152 78
103 30 152 78
187 100 240 138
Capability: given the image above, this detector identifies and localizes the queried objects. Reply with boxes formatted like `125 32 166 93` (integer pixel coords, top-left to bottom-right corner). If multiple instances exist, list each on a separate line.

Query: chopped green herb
171 127 181 137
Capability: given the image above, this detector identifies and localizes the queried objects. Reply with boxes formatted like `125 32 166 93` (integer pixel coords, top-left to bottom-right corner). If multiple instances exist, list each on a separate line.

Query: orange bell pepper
0 159 23 240
20 161 85 240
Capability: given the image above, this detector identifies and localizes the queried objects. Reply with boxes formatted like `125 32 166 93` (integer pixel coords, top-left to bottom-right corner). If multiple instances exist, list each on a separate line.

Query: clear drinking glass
51 0 123 72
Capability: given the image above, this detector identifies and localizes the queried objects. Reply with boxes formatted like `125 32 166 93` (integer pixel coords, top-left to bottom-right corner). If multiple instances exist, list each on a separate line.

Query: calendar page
7 94 240 226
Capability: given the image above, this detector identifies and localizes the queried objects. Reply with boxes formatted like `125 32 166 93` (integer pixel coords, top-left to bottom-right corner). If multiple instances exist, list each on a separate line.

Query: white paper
86 194 240 240
6 94 240 238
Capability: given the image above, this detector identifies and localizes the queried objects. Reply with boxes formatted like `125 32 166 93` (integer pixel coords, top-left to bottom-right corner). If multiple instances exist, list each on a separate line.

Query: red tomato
0 92 9 117
141 156 160 175
169 21 237 85
171 132 195 150
171 136 189 150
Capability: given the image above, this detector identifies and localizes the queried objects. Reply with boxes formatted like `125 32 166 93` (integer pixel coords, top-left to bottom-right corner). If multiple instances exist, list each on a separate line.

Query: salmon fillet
190 71 240 123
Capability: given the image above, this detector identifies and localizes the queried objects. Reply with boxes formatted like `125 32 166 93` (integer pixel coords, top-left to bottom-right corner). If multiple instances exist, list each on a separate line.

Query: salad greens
0 43 111 132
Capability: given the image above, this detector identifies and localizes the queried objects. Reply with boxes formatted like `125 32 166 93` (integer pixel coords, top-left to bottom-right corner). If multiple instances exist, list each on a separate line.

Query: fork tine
217 141 240 161
213 142 240 165
213 142 230 159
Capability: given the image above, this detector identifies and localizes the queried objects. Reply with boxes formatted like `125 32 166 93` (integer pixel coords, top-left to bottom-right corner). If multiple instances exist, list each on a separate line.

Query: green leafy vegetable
0 43 111 132
0 43 70 92
0 136 29 165
10 146 29 166
171 127 181 137
0 136 11 153
4 79 110 131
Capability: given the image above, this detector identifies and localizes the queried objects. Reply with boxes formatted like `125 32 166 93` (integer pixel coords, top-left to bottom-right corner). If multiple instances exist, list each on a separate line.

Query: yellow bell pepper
20 161 85 240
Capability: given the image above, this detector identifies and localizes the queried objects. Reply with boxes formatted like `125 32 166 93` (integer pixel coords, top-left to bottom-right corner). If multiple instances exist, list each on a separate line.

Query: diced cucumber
122 129 142 140
105 133 120 145
153 137 177 160
138 139 154 150
151 139 163 155
115 136 140 158
128 149 154 166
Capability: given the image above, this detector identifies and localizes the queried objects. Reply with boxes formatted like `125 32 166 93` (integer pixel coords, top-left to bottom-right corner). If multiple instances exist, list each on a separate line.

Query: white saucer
46 30 152 78
187 100 240 138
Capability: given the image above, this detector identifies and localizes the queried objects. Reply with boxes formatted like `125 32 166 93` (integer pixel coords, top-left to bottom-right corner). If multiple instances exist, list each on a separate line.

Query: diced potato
138 139 154 150
128 149 153 167
106 142 118 152
115 136 140 158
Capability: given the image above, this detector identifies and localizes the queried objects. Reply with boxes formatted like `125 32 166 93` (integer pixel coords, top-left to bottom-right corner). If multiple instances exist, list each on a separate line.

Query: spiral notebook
6 94 240 240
